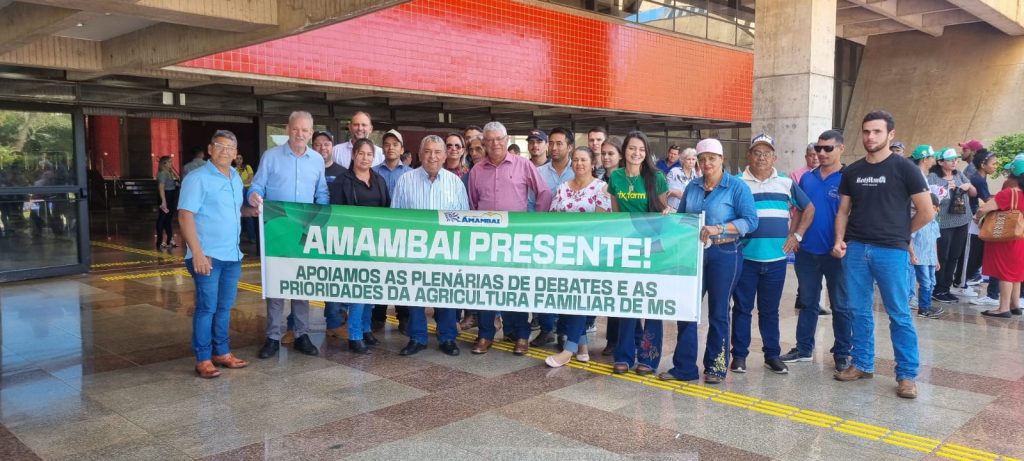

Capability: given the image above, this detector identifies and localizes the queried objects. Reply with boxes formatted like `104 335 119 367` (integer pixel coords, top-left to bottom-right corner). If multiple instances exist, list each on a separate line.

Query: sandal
575 353 590 363
612 363 630 374
635 364 655 376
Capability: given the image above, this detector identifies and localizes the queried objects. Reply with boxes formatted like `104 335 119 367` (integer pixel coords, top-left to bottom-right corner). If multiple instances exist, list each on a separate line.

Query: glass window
0 110 76 188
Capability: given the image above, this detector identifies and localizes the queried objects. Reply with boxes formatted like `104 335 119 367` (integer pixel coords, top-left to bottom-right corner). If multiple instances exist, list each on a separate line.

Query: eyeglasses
446 143 463 149
749 151 774 159
213 142 238 152
813 145 836 153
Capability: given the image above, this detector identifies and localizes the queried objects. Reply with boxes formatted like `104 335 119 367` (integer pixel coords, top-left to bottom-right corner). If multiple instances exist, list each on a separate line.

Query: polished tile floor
1 221 1023 460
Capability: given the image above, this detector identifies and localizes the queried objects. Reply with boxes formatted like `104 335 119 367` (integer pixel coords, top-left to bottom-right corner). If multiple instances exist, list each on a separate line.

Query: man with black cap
527 128 549 167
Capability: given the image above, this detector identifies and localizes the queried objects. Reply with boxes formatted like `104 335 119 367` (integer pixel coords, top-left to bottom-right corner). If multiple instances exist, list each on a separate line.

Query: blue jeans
987 276 1000 299
186 258 241 361
561 314 589 353
346 303 372 340
536 313 557 333
731 259 786 360
794 249 851 358
408 307 458 344
479 311 530 341
287 302 347 331
667 241 742 380
914 265 936 311
843 241 919 380
613 319 662 369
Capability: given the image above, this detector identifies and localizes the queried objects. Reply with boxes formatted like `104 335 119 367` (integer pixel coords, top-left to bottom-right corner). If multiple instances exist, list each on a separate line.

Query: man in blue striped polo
731 133 814 375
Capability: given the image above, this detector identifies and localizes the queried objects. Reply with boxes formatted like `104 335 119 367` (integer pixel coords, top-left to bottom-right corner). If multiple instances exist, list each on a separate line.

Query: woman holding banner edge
607 131 669 375
660 138 757 384
329 138 392 353
545 146 611 367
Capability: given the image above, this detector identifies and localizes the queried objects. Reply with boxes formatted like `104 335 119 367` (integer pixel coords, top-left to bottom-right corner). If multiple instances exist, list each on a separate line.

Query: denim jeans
668 240 742 380
843 241 919 380
731 259 786 360
186 258 241 361
479 311 530 341
408 307 458 344
536 313 557 333
987 276 1001 299
287 303 346 331
561 314 589 354
613 319 662 369
793 249 851 358
914 265 936 311
346 303 372 340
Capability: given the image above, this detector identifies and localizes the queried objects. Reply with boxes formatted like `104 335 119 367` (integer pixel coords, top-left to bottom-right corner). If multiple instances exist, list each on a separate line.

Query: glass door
0 105 89 282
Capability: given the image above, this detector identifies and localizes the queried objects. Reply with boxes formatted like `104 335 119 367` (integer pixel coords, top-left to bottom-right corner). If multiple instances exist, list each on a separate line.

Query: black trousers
935 224 969 294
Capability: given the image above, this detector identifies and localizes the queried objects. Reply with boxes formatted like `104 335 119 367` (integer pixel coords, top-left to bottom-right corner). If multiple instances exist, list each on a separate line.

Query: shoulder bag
979 190 1024 242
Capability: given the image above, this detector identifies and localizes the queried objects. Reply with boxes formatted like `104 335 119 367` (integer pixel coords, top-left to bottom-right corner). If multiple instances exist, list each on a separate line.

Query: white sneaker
968 296 999 306
908 297 918 310
950 286 978 297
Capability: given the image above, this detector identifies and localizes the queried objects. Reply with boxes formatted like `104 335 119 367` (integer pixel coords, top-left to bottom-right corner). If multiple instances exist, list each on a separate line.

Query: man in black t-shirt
831 111 934 400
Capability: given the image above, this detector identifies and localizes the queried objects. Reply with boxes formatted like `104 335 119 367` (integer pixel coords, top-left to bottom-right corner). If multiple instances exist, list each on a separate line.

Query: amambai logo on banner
439 210 508 228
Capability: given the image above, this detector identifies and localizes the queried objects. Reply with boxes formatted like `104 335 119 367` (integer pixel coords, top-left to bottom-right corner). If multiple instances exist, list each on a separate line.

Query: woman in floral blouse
546 146 610 367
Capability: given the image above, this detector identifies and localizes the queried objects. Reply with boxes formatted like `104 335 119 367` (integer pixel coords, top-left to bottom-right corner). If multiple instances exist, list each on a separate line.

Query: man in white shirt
391 135 470 357
331 111 384 168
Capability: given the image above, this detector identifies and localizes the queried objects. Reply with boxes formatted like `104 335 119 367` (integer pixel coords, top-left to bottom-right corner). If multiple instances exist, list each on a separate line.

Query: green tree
988 132 1024 174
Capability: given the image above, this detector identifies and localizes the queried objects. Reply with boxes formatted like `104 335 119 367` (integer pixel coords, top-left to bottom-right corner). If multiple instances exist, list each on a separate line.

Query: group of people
178 109 1024 401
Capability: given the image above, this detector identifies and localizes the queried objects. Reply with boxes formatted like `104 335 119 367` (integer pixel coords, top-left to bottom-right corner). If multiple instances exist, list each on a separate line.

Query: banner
260 201 705 322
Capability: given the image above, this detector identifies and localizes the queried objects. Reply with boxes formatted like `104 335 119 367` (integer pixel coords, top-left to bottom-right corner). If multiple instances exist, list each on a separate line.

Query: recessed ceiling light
75 22 84 27
104 12 112 16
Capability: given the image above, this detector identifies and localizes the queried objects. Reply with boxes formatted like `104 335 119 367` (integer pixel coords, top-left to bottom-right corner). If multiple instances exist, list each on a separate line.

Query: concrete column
753 0 836 174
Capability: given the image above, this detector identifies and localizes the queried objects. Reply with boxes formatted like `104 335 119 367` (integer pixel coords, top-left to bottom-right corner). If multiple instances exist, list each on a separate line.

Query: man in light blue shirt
248 111 328 359
391 135 469 357
178 130 248 378
373 129 413 194
533 127 575 347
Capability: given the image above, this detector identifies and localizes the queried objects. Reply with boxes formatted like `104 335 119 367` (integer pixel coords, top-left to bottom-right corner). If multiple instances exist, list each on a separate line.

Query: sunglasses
813 145 836 153
446 143 463 149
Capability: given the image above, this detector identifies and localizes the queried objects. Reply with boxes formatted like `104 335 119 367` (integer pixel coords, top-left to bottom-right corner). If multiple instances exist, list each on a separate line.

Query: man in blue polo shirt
731 133 813 375
178 130 248 379
248 110 329 359
780 130 853 372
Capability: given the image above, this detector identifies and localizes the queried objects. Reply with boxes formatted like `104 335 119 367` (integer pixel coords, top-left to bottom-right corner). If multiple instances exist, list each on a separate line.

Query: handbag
979 190 1024 242
949 187 967 215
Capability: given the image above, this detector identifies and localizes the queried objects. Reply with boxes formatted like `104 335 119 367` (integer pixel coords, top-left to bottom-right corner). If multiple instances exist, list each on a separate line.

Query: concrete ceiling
743 0 1024 43
0 0 407 75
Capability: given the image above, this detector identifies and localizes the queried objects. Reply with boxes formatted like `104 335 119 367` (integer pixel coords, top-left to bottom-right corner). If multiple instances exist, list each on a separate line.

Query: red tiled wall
149 118 180 177
180 0 752 122
87 116 121 178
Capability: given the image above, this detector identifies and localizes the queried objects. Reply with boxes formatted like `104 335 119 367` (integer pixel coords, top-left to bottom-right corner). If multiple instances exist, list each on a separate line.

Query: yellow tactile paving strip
93 242 1017 461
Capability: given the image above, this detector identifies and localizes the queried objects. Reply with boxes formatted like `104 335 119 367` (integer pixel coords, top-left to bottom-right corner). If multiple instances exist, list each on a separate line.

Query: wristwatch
793 232 803 242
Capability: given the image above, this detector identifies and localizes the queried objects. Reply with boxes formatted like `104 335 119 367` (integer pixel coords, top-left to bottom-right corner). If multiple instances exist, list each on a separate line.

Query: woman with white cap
928 148 977 304
659 138 757 384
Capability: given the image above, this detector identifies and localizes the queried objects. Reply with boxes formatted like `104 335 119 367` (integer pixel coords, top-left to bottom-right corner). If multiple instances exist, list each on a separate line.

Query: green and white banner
260 201 705 322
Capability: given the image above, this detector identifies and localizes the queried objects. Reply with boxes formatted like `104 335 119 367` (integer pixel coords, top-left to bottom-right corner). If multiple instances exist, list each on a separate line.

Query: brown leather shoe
195 360 220 379
211 353 248 369
281 330 295 344
471 338 492 355
612 363 629 374
459 314 478 330
326 327 346 338
896 379 918 399
513 338 529 356
834 366 873 381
